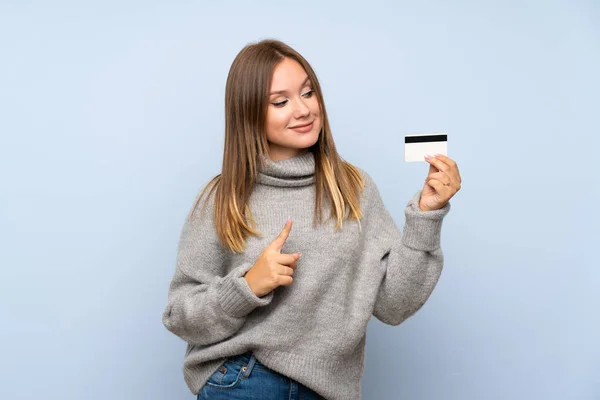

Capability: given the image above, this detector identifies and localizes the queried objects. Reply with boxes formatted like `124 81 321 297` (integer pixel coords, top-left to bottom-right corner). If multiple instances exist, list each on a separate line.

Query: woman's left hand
419 154 462 212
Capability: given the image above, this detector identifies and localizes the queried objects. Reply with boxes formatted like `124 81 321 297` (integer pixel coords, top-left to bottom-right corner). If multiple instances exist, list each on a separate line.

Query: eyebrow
269 76 311 95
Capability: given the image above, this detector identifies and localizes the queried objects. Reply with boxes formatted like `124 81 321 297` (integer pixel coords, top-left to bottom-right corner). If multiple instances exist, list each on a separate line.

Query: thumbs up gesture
244 217 301 298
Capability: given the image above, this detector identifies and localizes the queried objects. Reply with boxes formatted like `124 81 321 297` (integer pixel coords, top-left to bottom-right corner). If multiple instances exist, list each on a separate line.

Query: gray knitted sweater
162 151 450 399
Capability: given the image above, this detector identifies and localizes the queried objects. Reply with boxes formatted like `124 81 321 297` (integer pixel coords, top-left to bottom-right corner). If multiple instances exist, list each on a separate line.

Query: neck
257 151 315 188
267 147 310 162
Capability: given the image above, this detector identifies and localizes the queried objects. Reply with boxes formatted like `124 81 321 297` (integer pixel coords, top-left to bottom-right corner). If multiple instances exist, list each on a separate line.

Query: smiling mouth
289 121 314 129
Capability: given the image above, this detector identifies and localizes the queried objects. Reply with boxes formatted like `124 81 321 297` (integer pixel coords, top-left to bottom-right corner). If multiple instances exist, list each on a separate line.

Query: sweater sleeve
162 190 274 345
362 171 450 326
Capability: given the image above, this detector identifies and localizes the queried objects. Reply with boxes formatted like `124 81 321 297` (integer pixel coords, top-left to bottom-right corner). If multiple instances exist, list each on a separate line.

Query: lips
289 121 314 133
289 121 313 129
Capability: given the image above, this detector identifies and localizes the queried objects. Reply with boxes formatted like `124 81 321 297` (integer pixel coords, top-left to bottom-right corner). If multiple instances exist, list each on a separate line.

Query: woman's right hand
244 218 301 298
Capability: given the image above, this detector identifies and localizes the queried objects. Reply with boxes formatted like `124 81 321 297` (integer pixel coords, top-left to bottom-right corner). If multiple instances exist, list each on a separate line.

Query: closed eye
272 100 288 107
271 88 314 107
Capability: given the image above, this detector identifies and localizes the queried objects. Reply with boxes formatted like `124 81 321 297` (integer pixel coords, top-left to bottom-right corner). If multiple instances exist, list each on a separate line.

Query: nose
292 97 310 119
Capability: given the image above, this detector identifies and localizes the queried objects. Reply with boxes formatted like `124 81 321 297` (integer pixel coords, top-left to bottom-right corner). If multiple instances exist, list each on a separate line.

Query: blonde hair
193 39 365 253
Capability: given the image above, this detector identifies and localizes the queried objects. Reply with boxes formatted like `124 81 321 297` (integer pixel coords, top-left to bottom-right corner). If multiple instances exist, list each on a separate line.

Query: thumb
427 161 438 175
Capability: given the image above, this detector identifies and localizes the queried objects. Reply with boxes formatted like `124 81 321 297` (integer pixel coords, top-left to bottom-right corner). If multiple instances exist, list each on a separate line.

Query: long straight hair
193 39 365 253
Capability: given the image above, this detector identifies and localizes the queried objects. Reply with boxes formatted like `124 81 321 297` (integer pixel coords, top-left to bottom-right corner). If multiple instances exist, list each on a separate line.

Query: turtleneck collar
257 151 316 187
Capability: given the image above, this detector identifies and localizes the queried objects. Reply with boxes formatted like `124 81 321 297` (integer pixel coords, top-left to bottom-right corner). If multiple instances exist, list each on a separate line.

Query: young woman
163 39 462 400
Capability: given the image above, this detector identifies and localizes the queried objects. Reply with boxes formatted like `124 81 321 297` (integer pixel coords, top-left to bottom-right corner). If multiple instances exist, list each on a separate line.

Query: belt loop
242 353 257 378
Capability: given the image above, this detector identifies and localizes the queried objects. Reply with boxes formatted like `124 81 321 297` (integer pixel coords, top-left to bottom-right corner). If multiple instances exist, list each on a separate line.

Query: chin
298 132 320 149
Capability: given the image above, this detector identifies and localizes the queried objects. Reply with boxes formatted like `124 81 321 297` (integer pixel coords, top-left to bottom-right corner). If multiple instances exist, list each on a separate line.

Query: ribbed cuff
402 190 450 251
217 262 274 318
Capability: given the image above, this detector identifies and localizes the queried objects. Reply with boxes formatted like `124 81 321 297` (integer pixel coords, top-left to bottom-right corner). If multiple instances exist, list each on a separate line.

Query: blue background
1 1 598 399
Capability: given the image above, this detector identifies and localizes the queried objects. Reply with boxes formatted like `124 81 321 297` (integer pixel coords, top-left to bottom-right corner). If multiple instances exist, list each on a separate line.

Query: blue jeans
197 352 325 400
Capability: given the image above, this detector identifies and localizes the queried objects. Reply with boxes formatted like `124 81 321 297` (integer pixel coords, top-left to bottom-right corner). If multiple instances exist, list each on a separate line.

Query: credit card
405 133 448 162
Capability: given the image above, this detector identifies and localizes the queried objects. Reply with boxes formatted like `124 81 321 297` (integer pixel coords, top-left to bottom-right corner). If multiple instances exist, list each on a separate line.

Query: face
265 58 322 162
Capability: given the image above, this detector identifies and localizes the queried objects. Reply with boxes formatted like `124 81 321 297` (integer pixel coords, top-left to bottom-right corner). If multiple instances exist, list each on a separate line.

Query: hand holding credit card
403 132 462 212
405 133 448 162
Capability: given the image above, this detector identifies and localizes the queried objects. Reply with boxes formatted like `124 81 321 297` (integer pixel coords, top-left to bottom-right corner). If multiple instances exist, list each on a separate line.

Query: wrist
419 201 446 212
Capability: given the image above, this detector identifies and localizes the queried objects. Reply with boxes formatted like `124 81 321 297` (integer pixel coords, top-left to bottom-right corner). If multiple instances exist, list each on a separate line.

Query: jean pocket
205 359 244 390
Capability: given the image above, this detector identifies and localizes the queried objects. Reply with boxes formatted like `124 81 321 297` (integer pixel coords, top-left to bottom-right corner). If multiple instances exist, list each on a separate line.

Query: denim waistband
227 351 263 366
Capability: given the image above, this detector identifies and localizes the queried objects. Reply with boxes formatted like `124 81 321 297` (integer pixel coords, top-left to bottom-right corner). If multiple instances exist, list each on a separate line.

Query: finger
431 154 461 183
426 172 452 186
277 275 294 286
425 155 451 174
271 218 293 251
275 252 301 266
426 178 450 193
278 265 295 276
428 161 438 175
432 154 456 168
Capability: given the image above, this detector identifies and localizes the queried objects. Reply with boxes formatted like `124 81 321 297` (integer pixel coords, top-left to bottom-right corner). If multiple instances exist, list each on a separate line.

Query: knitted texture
163 151 450 399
